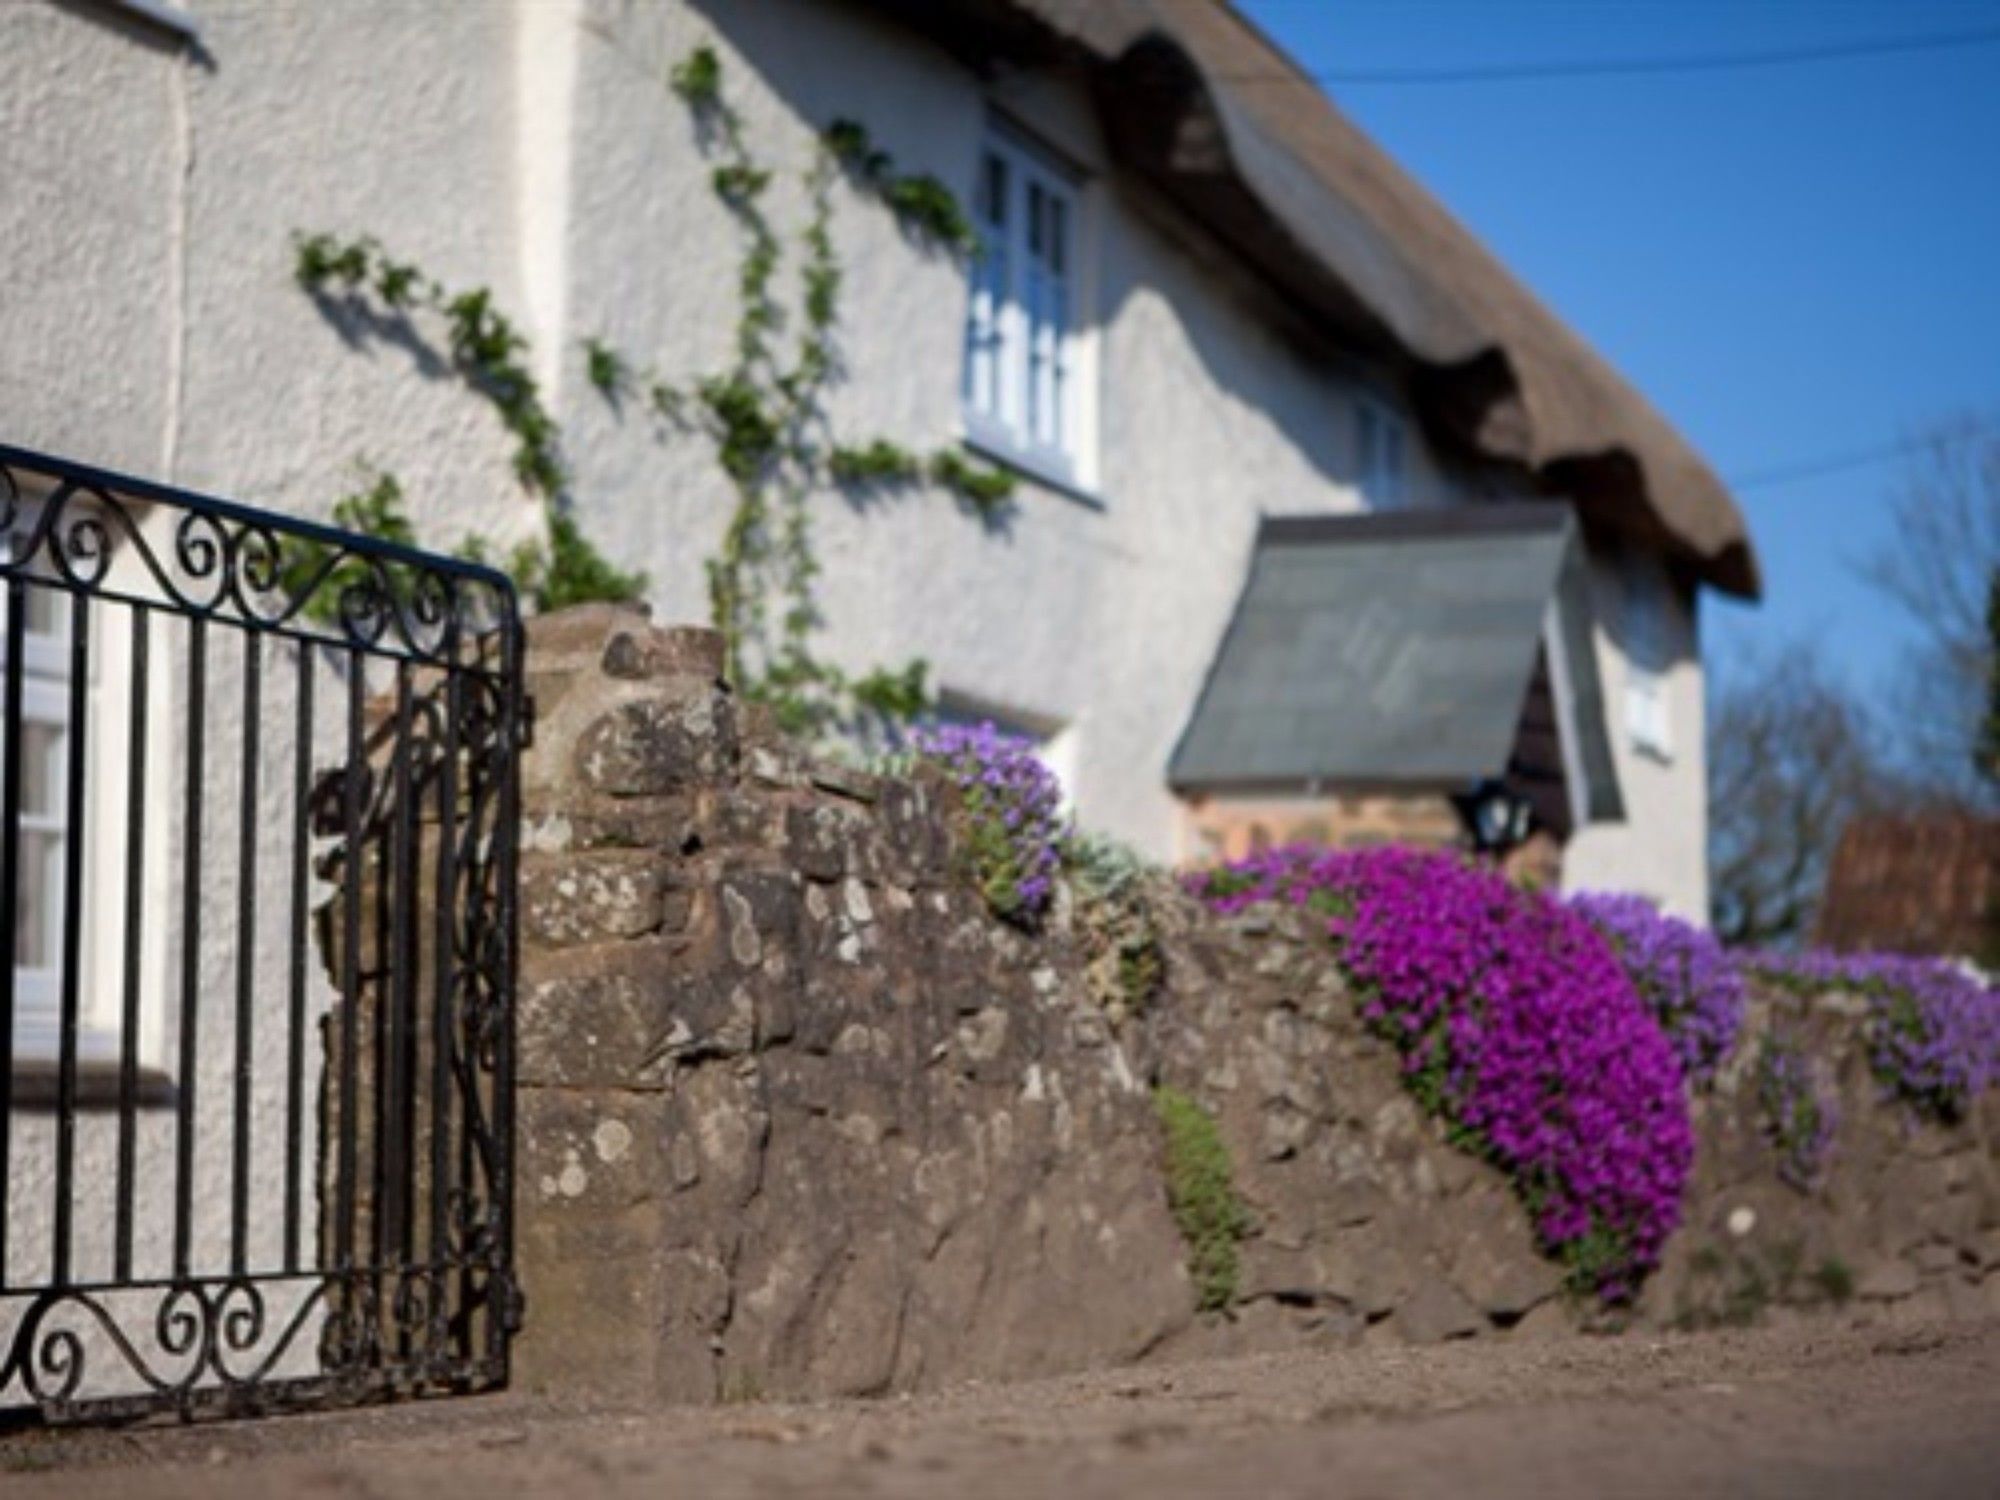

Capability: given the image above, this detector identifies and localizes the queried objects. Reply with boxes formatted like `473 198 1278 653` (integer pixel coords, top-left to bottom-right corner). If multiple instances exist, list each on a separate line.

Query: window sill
962 426 1103 511
10 1053 177 1110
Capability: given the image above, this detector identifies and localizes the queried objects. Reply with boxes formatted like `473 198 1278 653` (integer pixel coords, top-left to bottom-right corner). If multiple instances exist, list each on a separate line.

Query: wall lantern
1455 778 1533 854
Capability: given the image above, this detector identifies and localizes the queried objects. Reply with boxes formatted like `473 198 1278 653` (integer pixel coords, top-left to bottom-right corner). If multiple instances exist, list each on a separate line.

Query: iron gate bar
0 443 524 1424
0 556 23 1289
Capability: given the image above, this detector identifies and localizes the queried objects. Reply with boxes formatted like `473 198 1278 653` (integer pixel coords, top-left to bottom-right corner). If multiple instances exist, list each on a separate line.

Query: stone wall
1139 900 1570 1351
1645 990 1999 1331
509 606 1996 1404
512 607 1190 1402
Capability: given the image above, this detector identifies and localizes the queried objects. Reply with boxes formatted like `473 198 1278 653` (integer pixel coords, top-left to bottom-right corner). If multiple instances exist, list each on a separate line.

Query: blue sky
1236 0 2000 692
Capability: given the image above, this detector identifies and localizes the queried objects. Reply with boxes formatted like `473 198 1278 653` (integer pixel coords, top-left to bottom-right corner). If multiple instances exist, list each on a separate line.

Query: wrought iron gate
0 445 522 1423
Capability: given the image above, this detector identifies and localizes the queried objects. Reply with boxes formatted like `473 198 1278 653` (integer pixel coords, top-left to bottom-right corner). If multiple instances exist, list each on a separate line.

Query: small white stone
843 878 874 923
1727 1206 1756 1238
557 1160 589 1198
593 1118 634 1164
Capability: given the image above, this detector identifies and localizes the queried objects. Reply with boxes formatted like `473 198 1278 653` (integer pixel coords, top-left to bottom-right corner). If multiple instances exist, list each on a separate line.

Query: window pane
15 827 60 972
24 583 64 640
19 719 63 818
981 151 1008 229
964 151 1013 423
1050 281 1070 449
1358 402 1405 508
964 134 1081 464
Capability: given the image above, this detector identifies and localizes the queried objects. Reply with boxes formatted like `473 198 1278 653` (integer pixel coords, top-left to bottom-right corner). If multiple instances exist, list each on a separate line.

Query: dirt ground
6 1315 2000 1499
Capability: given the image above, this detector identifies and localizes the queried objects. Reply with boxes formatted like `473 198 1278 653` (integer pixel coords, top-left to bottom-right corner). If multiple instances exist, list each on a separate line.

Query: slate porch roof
1168 504 1621 823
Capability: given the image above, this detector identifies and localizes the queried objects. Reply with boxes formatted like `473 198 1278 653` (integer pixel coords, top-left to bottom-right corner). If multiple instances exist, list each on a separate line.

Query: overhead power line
1219 24 2000 87
1727 439 1923 493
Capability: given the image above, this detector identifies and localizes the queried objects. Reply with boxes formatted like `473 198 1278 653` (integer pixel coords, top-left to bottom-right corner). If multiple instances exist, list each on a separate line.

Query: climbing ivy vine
291 233 646 613
601 40 1014 737
290 34 1014 740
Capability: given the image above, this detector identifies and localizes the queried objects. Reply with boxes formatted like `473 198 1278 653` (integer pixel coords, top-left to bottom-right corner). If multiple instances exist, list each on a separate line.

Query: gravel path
6 1316 1999 1498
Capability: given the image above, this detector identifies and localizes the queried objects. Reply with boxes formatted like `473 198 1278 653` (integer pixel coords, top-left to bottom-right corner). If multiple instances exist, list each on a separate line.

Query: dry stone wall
506 606 1997 1404
1139 900 1568 1352
1647 990 1999 1331
511 607 1190 1403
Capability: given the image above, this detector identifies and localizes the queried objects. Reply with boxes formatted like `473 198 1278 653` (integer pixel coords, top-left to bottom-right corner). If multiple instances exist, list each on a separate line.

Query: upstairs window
1356 397 1406 509
962 127 1082 482
1621 558 1674 759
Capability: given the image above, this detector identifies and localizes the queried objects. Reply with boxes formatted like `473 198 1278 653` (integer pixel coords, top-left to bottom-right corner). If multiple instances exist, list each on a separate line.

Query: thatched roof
876 0 1760 598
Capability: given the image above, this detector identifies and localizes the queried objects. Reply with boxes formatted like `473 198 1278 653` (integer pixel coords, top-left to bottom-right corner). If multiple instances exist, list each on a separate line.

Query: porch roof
1168 504 1620 818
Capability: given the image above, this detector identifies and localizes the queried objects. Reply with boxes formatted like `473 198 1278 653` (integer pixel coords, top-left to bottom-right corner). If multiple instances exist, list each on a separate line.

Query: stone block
521 852 670 947
1392 1278 1484 1344
602 624 726 682
1446 1184 1562 1318
519 949 680 1090
575 689 736 796
1856 1258 1920 1301
717 868 803 971
519 1088 671 1213
511 1200 671 1401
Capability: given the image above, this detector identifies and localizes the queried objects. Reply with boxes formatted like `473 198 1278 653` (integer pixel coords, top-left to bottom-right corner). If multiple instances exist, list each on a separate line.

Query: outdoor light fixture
1456 778 1533 853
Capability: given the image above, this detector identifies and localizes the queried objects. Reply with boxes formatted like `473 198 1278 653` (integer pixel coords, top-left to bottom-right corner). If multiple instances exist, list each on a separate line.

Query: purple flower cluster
1189 846 1694 1299
910 720 1065 924
1568 892 1746 1087
1753 1028 1839 1191
1746 949 1999 1123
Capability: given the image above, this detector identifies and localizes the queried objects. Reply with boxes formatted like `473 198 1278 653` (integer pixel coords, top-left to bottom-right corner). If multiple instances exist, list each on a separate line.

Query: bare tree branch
1861 413 2000 807
1707 644 1889 946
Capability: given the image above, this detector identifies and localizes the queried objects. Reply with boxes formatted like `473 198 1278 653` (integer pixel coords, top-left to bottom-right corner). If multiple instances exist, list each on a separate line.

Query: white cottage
5 0 1759 923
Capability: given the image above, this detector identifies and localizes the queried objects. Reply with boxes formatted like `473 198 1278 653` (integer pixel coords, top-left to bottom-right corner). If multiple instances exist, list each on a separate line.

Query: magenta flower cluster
1746 949 1999 1124
1568 892 1746 1087
1189 846 1694 1299
910 720 1065 924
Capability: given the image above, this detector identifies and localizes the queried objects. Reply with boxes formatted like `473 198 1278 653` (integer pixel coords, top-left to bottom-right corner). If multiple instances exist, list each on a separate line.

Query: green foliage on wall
569 38 1015 739
821 117 980 255
1153 1086 1249 1313
289 38 1021 734
277 467 417 622
291 233 646 614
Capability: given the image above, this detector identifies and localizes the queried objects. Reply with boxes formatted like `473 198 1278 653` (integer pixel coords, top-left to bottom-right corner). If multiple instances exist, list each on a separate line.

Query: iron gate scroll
0 445 523 1423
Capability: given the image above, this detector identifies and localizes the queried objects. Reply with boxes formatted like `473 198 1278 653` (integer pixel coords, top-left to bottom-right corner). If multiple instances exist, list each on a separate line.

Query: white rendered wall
1561 552 1710 920
0 0 1711 924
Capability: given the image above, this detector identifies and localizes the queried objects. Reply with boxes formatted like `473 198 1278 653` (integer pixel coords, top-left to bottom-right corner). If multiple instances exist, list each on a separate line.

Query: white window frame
1621 557 1674 761
961 122 1092 492
4 503 164 1073
1356 395 1407 509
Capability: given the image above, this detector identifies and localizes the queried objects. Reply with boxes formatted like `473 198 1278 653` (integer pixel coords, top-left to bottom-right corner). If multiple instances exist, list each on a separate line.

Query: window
1356 397 1406 509
1621 558 1673 759
3 506 154 1073
2 548 74 1057
962 126 1083 482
